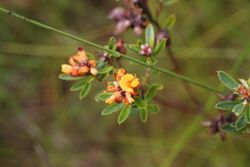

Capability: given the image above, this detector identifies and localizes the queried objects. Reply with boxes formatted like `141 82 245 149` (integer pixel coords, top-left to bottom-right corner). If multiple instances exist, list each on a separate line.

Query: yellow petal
130 78 140 88
119 74 135 93
61 64 73 74
90 67 98 76
105 94 116 104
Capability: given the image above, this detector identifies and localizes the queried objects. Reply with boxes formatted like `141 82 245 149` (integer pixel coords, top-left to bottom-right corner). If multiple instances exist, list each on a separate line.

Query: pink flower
139 44 152 56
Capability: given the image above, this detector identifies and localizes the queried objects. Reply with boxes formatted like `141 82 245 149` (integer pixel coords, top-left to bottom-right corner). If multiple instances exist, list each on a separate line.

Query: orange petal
76 50 88 61
69 57 77 66
88 60 96 67
78 66 89 75
69 50 88 65
115 68 126 81
125 92 134 104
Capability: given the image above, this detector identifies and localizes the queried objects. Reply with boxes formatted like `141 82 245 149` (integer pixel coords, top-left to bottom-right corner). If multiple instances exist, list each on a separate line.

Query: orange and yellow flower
61 48 98 77
105 68 140 105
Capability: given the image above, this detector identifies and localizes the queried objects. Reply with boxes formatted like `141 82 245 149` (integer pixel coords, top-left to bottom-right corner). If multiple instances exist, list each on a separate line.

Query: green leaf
232 102 246 116
127 44 140 53
215 101 241 111
164 14 176 29
101 103 124 115
221 124 237 133
71 81 86 91
79 82 91 99
118 105 132 124
245 106 250 123
145 24 155 47
164 0 179 6
153 39 166 56
86 52 95 59
136 40 144 46
58 74 83 81
236 114 247 131
96 72 109 81
147 103 160 113
140 109 148 122
95 92 113 102
146 57 158 65
96 60 107 69
134 97 147 109
70 76 94 91
217 71 238 90
108 37 117 50
145 84 164 101
98 66 113 74
110 51 120 58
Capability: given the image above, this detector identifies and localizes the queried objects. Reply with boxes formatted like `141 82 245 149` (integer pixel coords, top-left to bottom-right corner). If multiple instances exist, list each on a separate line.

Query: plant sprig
0 6 221 93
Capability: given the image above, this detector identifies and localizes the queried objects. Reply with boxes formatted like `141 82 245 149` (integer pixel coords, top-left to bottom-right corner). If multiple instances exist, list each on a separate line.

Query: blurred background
0 0 250 166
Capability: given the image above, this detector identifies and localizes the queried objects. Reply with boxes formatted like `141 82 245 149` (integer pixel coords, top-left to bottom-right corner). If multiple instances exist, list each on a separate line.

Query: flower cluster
61 48 98 76
109 0 148 35
139 44 152 56
215 71 250 132
59 26 164 124
105 69 140 105
127 24 166 64
235 79 250 104
203 113 236 141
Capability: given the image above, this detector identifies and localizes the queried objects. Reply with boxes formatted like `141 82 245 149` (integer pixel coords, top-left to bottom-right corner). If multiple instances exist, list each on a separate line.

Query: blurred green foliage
0 0 250 166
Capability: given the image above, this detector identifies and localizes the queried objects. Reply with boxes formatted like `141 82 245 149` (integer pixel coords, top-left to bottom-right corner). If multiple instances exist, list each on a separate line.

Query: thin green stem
0 5 221 93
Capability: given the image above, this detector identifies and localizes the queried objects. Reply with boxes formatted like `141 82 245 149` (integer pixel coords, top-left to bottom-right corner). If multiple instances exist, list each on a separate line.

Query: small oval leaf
140 109 148 122
215 101 241 111
232 102 246 116
79 82 91 99
245 106 250 123
108 37 117 50
59 74 83 81
71 80 87 92
127 44 140 53
153 39 166 56
118 105 132 124
147 103 160 113
145 84 164 101
101 103 124 116
221 123 237 133
236 114 247 131
217 71 238 90
164 14 176 29
134 97 147 109
95 92 113 102
98 66 113 74
145 24 155 47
